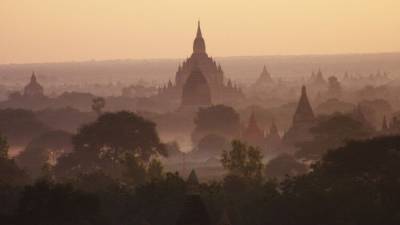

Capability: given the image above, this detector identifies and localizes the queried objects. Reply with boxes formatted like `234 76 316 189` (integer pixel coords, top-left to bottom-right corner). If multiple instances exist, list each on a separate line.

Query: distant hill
0 52 399 86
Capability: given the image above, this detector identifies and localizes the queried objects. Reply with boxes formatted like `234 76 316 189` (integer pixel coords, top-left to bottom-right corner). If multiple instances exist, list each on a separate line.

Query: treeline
1 111 400 225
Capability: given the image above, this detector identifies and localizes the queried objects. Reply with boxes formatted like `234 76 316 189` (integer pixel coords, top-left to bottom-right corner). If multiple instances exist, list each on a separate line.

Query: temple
257 65 273 84
265 122 282 152
283 86 316 149
181 65 212 108
242 112 265 148
23 72 44 98
310 69 327 86
158 21 244 106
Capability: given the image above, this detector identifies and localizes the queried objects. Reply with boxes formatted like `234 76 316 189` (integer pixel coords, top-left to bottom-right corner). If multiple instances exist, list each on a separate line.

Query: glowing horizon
1 0 400 64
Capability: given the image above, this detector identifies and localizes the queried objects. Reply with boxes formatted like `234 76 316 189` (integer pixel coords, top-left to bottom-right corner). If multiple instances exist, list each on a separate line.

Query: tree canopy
192 105 240 143
296 113 374 160
54 111 166 180
221 140 263 180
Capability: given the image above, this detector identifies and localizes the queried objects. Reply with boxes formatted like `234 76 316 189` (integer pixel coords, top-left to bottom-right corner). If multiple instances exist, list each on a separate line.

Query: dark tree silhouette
192 134 228 159
16 180 107 225
265 154 307 180
0 134 28 187
17 130 73 178
92 97 106 116
192 105 240 144
281 135 400 225
221 140 263 180
0 109 50 146
55 111 166 180
296 113 374 160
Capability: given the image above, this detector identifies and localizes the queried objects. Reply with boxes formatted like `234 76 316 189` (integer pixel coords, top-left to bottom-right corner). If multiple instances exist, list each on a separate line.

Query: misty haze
1 1 400 225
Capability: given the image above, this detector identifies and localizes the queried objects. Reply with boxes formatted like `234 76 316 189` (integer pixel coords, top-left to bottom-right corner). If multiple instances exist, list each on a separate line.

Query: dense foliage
2 111 400 225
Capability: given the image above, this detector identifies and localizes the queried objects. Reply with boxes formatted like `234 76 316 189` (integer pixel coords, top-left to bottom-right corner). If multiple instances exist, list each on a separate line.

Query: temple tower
265 122 281 151
23 72 44 98
257 65 273 83
242 112 265 148
193 21 206 55
181 66 212 108
283 86 316 149
293 86 315 126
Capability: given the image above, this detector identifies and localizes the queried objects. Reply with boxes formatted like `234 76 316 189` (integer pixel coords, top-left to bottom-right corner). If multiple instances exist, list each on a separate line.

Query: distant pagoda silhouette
242 112 265 148
257 65 273 83
23 72 45 98
283 86 316 149
265 121 282 152
310 69 327 86
158 21 244 106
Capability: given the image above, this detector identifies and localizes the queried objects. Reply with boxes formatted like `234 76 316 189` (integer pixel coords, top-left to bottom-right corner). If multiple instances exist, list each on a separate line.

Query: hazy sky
1 0 400 64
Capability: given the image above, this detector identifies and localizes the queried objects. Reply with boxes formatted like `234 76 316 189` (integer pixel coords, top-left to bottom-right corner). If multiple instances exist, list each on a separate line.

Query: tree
193 134 228 159
17 130 73 178
0 109 50 146
147 158 164 181
0 134 8 159
123 153 147 186
265 154 307 180
126 172 186 225
0 158 29 187
16 180 107 225
221 140 263 179
192 105 240 144
280 136 400 225
54 111 166 180
326 75 342 98
0 135 28 186
296 113 374 160
92 97 106 116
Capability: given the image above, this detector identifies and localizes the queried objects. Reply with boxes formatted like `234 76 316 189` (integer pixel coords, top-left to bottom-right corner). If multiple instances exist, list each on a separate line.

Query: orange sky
1 0 400 64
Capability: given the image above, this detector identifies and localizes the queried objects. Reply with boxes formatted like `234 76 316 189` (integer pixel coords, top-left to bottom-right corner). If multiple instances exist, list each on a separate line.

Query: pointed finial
301 85 306 94
31 71 37 82
196 20 202 38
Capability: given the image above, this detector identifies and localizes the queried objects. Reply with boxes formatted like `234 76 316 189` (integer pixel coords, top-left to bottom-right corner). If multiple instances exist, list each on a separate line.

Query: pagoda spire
258 65 272 83
242 111 264 147
196 20 202 38
246 112 263 136
293 86 315 125
193 21 206 54
31 71 37 82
